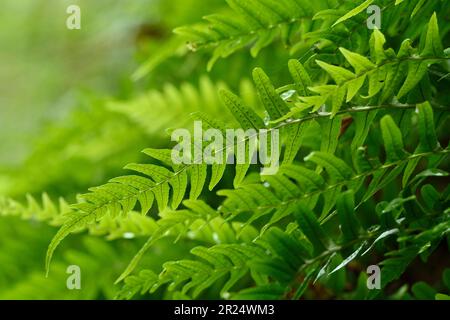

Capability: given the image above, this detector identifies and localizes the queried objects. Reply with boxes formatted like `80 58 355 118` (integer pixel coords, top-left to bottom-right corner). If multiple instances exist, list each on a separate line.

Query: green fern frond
46 25 448 275
219 101 448 227
175 0 450 69
0 193 70 226
117 101 449 299
117 243 268 299
115 199 260 283
280 16 447 117
107 77 232 135
233 185 447 299
38 6 450 300
45 159 209 275
118 206 448 299
174 0 333 70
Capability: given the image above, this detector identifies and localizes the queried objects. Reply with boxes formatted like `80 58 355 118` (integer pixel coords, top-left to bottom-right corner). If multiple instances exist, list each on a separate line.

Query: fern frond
368 217 450 299
1 237 128 299
118 243 268 299
43 10 450 300
236 186 448 299
0 193 70 226
280 16 448 117
175 0 334 70
119 200 448 300
115 199 259 283
175 0 450 69
0 194 160 241
220 101 448 227
107 77 233 136
46 31 448 274
44 63 305 271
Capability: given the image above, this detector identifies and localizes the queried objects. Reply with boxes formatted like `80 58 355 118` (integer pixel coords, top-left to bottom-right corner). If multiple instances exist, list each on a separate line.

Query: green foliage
1 0 449 300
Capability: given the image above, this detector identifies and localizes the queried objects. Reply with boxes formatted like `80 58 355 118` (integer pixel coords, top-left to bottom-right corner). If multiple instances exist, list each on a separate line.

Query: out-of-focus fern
106 77 256 135
174 0 331 70
0 193 70 226
0 237 125 300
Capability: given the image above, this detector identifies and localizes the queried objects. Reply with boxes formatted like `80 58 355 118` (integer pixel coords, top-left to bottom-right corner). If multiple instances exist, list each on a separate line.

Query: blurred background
1 0 151 166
